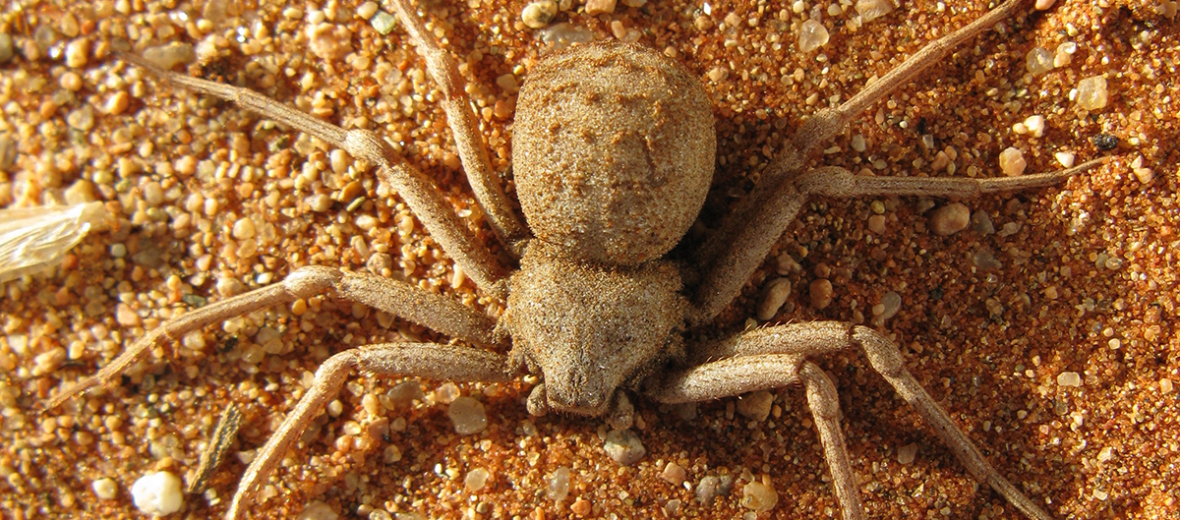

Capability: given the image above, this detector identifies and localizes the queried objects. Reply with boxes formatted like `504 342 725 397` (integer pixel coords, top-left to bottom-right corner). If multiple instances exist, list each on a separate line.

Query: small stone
544 467 571 502
929 203 970 236
571 498 592 515
809 279 833 309
116 303 141 326
370 11 396 35
1025 47 1053 75
131 471 184 516
66 106 95 131
64 38 88 68
740 480 778 513
603 429 646 465
105 91 131 115
1054 41 1076 68
464 468 490 492
296 501 339 520
447 396 487 435
756 278 792 321
1035 0 1056 9
850 134 867 152
798 19 829 52
867 214 886 234
306 23 352 60
1055 151 1076 168
878 291 902 321
356 1 378 19
1057 371 1083 387
142 43 196 69
1023 115 1046 137
232 217 256 240
521 0 558 29
92 478 118 500
1161 378 1174 394
855 0 894 22
972 249 1004 270
736 390 774 421
661 462 687 487
0 33 13 63
897 443 918 465
970 210 995 234
696 475 720 504
585 0 616 15
1077 76 1108 111
999 147 1027 176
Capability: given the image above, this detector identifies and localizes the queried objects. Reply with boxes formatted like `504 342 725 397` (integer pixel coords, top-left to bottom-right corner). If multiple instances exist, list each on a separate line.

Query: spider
40 0 1120 518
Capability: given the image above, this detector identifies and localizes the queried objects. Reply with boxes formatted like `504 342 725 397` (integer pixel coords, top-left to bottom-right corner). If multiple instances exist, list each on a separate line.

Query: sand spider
45 0 1112 518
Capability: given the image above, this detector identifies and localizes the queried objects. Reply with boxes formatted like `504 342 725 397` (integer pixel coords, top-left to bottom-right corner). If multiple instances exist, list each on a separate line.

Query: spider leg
648 322 1054 520
47 266 498 407
117 53 508 294
692 159 1105 322
226 343 511 520
388 0 530 255
690 0 1064 323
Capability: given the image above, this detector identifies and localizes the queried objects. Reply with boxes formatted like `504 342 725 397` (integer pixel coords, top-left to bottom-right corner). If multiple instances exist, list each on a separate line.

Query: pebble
970 210 995 234
1055 151 1076 168
571 498 592 515
798 19 829 52
736 389 774 421
0 33 13 63
1025 47 1053 75
447 396 487 435
66 106 95 131
696 475 721 504
92 477 118 500
756 278 792 321
1077 76 1108 111
297 501 339 520
521 0 558 29
661 462 687 487
603 429 646 465
999 147 1027 176
867 214 886 234
877 291 902 321
464 468 490 492
143 43 196 69
356 1 379 19
1057 371 1083 387
370 11 396 35
585 0 616 15
1035 0 1057 10
855 0 894 22
740 480 778 513
65 38 88 68
972 249 1003 270
544 466 571 502
1161 378 1174 394
929 203 970 236
116 303 141 326
105 91 130 115
131 471 184 516
809 279 833 309
897 443 918 464
1092 133 1119 151
232 217 256 240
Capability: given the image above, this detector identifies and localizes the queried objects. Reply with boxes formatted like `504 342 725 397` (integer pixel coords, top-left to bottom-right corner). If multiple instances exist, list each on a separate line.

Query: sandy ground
1 0 1177 519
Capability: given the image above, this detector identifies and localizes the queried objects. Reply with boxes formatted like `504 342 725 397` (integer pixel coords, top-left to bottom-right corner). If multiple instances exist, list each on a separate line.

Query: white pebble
1057 371 1083 387
92 478 118 500
603 429 646 465
1077 76 1109 111
855 0 894 22
1035 0 1056 10
521 0 558 29
1025 47 1053 75
447 396 488 435
1055 151 1076 168
999 147 1027 176
131 471 184 516
1023 115 1046 137
756 278 792 321
798 19 829 52
465 467 491 492
544 466 571 502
